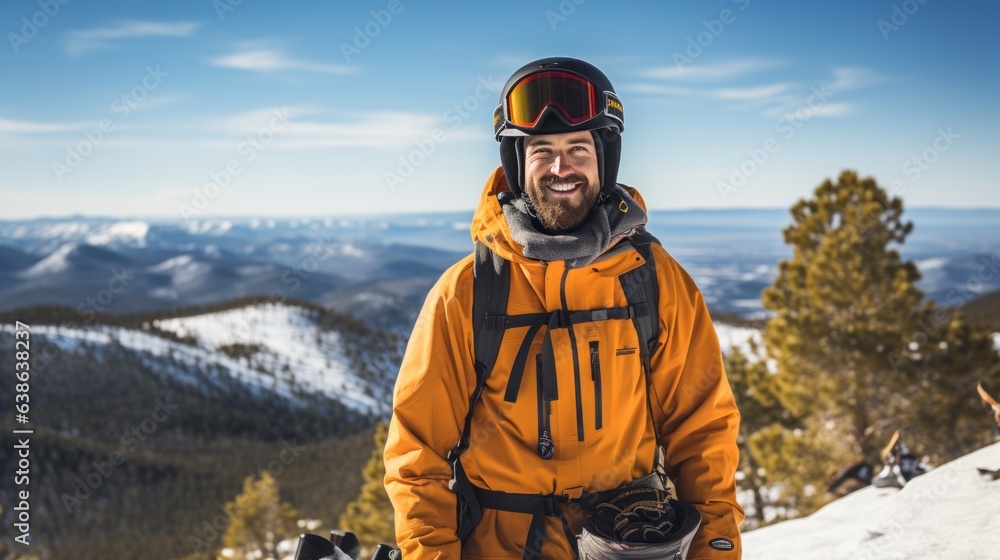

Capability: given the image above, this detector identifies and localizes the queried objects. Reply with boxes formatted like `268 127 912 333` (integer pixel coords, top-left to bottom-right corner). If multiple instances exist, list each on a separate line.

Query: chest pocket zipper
590 341 603 431
536 354 554 459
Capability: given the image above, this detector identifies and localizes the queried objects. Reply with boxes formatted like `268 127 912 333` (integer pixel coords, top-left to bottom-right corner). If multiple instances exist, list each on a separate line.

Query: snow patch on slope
153 303 380 412
0 303 384 414
916 257 949 271
148 254 212 289
20 242 78 277
85 221 149 247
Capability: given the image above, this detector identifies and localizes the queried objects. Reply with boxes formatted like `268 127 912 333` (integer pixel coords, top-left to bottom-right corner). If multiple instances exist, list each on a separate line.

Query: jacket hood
470 166 649 264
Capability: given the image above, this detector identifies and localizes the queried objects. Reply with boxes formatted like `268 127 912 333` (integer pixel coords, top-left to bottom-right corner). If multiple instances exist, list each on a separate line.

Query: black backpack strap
449 241 510 542
619 229 666 480
619 229 661 377
473 487 576 560
449 242 509 461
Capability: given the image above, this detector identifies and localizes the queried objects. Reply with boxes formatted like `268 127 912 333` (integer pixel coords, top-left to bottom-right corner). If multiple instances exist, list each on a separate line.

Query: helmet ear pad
499 136 524 197
594 128 621 201
499 128 621 201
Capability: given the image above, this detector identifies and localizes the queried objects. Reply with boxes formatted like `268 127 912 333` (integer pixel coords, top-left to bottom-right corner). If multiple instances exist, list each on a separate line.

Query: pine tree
762 170 923 462
726 343 842 526
890 304 1000 461
725 344 779 527
220 471 300 560
761 169 1000 496
339 421 396 552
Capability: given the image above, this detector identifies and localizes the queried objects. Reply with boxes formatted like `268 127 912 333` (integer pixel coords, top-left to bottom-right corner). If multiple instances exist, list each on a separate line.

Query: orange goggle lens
505 71 598 128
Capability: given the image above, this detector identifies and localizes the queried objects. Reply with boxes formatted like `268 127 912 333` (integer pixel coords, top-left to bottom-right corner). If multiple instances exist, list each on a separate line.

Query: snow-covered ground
744 442 1000 560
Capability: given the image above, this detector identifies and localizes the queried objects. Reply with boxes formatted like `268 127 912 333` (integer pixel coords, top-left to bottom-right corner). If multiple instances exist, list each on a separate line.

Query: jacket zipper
590 341 603 431
560 267 585 442
535 354 554 459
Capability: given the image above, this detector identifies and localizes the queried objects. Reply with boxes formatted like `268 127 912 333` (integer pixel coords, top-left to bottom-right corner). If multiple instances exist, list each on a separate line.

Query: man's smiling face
522 130 601 232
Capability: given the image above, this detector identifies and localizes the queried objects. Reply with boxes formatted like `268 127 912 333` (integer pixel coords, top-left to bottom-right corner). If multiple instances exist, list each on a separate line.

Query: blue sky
1 0 998 219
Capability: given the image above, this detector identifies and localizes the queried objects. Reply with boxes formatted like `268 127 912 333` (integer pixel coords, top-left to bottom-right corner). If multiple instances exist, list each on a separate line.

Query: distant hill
0 298 402 560
0 218 467 334
963 289 1000 330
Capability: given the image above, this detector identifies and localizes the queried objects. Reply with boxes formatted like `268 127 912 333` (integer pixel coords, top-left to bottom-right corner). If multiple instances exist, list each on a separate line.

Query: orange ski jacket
385 167 744 559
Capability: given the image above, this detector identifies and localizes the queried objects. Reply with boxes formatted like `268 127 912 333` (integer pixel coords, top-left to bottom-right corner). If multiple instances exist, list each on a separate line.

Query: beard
524 173 601 232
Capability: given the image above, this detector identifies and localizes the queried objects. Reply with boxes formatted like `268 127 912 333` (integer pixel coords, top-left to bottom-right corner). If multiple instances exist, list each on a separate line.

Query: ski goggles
494 70 624 137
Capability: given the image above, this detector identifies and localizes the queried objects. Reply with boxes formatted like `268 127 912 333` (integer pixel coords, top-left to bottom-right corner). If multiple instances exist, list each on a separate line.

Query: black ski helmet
493 57 624 200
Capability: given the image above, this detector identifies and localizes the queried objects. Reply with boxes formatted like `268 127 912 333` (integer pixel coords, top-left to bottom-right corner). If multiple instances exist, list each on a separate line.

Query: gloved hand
590 487 678 543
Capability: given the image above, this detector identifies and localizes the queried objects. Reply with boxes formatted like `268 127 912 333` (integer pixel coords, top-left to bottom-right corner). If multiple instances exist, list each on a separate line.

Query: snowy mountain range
0 216 466 331
1 209 997 322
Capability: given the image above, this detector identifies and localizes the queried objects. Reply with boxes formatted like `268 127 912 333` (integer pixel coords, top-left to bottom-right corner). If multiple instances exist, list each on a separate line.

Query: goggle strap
603 91 624 126
493 104 505 137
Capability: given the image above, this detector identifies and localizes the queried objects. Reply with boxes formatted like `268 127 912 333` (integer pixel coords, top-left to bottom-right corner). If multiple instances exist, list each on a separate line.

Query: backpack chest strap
497 303 649 404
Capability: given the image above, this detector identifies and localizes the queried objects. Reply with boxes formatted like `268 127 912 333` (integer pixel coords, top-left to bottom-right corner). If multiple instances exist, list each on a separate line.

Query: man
384 57 743 559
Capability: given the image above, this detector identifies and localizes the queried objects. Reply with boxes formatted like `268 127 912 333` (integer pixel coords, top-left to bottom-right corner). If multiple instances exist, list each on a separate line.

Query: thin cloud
767 102 855 120
631 61 878 120
154 188 193 202
3 107 494 153
711 83 794 100
263 111 443 149
66 20 202 55
754 67 881 119
201 108 449 149
827 67 882 92
0 117 91 133
620 83 698 96
209 50 355 75
0 95 184 137
643 58 785 81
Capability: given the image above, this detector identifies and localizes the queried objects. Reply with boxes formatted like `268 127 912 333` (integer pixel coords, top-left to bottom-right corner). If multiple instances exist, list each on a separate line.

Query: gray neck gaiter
502 185 648 268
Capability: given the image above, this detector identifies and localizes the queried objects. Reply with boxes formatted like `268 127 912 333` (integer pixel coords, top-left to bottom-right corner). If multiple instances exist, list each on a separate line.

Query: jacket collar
470 167 651 270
